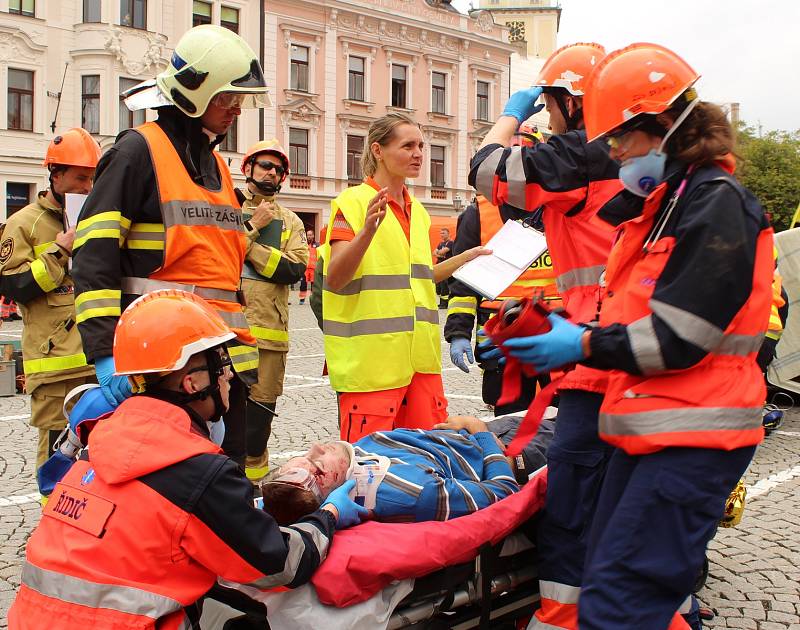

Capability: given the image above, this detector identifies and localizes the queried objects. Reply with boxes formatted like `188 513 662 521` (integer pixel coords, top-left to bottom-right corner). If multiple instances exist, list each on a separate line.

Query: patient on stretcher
262 414 553 525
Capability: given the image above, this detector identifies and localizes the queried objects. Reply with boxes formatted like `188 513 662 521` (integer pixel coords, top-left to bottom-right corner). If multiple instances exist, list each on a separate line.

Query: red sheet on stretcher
312 468 548 608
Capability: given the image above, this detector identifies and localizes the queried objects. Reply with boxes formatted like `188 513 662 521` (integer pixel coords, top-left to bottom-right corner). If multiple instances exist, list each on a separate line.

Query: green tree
736 125 800 232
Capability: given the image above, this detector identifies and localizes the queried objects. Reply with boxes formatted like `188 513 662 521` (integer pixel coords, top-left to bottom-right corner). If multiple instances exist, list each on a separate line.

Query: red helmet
241 139 290 175
536 42 606 96
42 128 101 170
584 43 700 142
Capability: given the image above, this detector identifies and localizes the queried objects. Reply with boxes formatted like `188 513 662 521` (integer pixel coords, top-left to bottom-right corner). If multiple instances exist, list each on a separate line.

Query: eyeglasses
210 92 247 109
187 349 233 380
262 466 322 500
254 160 286 176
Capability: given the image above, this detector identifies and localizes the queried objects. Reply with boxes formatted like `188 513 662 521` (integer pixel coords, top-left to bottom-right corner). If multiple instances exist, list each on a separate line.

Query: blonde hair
361 112 420 178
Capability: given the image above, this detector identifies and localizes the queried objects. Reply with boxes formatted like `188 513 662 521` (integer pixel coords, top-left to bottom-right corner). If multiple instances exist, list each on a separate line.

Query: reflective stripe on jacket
468 132 622 394
240 195 308 352
595 166 773 454
323 183 441 392
0 195 92 391
129 123 257 378
8 395 334 629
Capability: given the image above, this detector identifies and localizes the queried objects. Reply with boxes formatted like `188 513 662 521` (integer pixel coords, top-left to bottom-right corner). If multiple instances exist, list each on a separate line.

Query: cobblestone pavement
1 305 800 627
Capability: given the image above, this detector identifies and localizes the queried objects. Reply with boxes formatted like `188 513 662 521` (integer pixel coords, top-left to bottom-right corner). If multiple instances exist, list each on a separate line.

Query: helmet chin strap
246 176 281 197
48 171 64 207
554 94 583 132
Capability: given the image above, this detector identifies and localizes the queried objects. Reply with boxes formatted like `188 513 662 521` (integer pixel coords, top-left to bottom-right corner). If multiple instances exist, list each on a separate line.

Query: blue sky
452 0 798 132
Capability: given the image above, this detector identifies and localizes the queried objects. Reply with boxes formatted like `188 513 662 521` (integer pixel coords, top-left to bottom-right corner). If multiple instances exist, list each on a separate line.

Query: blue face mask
619 149 668 197
616 97 699 198
207 419 225 446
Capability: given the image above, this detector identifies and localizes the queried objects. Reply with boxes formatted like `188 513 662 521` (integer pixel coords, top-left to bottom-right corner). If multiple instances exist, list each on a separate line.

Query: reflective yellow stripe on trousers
23 353 88 375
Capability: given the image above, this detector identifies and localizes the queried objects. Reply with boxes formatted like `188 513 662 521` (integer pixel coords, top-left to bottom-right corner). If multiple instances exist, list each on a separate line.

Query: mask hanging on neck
618 97 699 197
246 177 281 198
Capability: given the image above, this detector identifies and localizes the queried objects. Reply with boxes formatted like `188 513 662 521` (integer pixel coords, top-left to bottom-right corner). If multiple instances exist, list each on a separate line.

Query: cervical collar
337 441 391 510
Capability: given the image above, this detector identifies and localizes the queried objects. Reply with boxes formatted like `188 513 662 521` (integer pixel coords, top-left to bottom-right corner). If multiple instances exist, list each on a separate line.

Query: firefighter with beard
237 140 309 482
71 25 270 468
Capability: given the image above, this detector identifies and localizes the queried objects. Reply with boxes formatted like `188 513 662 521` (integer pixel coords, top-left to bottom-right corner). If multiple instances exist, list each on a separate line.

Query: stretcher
206 468 547 630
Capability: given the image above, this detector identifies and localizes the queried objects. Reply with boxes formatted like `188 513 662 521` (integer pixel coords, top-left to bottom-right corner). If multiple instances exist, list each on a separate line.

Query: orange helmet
113 290 236 375
511 124 538 148
584 43 700 142
536 42 606 96
241 139 290 175
42 128 102 170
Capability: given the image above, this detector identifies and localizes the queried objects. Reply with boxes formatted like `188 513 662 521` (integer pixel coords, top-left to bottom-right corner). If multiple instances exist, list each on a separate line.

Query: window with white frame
120 0 146 29
192 0 212 26
119 77 146 132
290 45 309 92
348 56 365 102
81 75 100 134
289 128 309 175
219 118 237 152
83 0 101 22
346 135 364 181
430 145 446 188
391 64 407 109
220 6 239 33
431 71 446 114
7 68 34 132
9 0 34 16
476 80 490 121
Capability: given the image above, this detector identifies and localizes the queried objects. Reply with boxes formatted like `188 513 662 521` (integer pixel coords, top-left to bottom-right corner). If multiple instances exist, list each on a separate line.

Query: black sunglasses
254 160 286 176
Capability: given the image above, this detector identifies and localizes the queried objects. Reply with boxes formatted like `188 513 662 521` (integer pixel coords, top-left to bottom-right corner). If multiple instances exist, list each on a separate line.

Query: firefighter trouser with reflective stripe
30 375 96 470
579 444 756 630
530 390 611 630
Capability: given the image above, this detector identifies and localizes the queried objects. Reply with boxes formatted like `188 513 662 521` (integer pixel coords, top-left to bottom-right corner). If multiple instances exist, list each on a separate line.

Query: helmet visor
210 91 272 110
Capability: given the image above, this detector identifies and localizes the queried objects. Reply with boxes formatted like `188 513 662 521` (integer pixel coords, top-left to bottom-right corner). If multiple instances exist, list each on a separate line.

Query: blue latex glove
501 86 545 124
503 313 586 372
449 337 475 373
322 479 369 530
94 355 133 406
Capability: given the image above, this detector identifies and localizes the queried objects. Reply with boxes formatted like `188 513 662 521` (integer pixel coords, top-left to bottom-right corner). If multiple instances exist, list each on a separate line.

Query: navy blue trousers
579 445 756 630
537 390 614 590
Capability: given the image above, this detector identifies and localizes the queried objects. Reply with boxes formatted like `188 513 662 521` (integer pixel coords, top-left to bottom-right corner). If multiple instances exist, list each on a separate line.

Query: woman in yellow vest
323 113 485 441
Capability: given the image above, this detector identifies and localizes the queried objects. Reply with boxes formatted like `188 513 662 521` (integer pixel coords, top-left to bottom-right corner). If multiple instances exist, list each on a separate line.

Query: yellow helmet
156 24 269 117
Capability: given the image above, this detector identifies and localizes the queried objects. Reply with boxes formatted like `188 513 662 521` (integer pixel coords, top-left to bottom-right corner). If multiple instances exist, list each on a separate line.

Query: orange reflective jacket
597 170 773 455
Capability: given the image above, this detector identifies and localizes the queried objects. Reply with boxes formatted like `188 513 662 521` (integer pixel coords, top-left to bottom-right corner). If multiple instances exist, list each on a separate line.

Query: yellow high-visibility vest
323 183 441 392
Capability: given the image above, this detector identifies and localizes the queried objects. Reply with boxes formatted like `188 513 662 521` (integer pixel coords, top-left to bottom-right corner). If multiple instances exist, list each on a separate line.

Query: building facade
264 0 516 232
0 0 261 219
478 0 561 135
0 0 526 230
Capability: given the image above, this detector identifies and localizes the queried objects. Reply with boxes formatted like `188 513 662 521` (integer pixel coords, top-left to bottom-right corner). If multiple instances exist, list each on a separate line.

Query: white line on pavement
286 353 326 360
747 464 800 499
445 393 485 401
0 332 21 338
774 430 800 437
271 450 307 460
0 414 30 421
0 492 39 507
284 382 330 391
289 327 321 332
284 374 327 382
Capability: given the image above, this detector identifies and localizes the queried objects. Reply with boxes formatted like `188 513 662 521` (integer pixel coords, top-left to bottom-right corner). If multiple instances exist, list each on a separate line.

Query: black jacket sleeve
587 180 763 375
444 204 482 342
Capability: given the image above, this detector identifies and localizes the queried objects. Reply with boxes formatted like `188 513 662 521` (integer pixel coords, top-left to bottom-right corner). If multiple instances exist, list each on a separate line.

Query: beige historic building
264 0 517 231
0 0 260 219
0 0 555 230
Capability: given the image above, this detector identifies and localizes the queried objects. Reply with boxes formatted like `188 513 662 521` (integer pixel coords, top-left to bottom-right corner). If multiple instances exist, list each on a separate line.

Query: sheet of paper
64 193 88 229
452 219 548 300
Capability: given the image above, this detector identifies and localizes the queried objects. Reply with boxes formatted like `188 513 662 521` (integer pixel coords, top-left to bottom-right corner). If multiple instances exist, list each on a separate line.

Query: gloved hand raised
449 337 474 373
502 313 586 372
501 87 545 125
94 355 133 406
321 479 369 530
